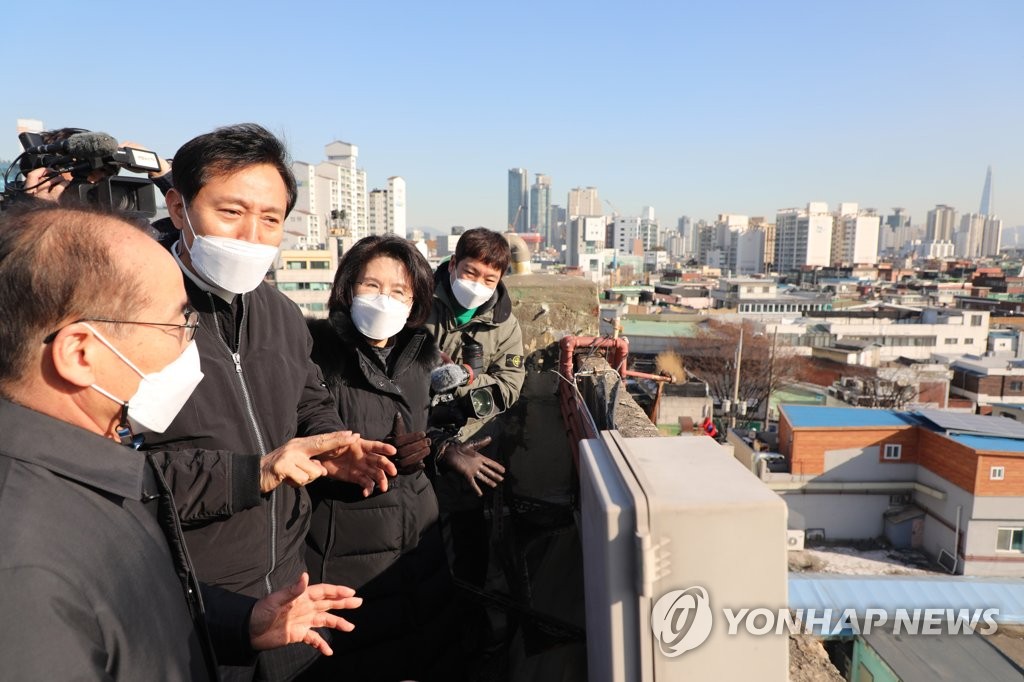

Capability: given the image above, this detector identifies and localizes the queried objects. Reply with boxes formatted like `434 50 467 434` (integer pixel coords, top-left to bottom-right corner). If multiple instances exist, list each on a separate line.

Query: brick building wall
780 419 918 476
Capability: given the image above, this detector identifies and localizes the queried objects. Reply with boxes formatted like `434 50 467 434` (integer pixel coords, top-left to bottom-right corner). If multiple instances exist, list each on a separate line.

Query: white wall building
774 202 833 272
982 216 1003 257
613 216 640 255
735 224 765 275
568 215 608 271
917 240 955 260
287 161 323 247
770 307 991 363
367 189 387 237
321 141 368 239
957 213 986 259
926 204 957 242
567 186 601 219
830 204 880 265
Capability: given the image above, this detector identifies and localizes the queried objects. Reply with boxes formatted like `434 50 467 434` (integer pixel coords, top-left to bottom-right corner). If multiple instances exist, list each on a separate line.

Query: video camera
1 129 162 217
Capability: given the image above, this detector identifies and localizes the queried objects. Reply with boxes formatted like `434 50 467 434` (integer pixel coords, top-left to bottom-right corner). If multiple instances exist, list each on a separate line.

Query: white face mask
181 202 279 294
451 272 496 310
85 323 205 433
349 294 411 342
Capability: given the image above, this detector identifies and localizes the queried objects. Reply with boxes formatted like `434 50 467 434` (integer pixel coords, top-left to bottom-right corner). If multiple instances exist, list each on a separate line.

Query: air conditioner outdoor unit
786 530 805 551
580 432 789 681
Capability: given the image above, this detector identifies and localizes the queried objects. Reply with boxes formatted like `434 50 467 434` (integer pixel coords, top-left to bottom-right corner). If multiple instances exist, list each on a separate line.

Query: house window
971 314 983 327
996 527 1023 552
964 338 974 345
883 444 902 460
991 466 1005 480
1011 382 1024 392
945 338 957 345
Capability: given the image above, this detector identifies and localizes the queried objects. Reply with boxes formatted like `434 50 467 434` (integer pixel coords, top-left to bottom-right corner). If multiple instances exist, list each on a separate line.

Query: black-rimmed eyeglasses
43 307 201 344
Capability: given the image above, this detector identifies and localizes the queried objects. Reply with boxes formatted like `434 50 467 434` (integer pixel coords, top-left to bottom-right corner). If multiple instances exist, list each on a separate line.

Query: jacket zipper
207 292 277 595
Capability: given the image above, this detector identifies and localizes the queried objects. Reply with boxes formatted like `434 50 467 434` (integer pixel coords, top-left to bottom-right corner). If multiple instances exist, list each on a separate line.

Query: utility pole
764 326 778 425
730 325 744 429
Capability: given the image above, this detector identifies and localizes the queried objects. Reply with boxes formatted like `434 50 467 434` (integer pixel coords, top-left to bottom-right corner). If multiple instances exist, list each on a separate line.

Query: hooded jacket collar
433 265 512 326
319 309 437 375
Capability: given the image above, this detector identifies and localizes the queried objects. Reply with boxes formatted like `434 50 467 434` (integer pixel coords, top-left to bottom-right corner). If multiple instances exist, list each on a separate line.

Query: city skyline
3 2 1023 232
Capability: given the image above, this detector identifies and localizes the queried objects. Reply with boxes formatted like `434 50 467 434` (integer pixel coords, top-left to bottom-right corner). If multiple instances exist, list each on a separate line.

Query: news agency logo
652 585 1002 659
650 586 714 657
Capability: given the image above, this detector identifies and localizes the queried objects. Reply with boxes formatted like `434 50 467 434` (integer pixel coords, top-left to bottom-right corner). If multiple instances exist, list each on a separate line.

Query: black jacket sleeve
149 449 262 524
200 583 258 666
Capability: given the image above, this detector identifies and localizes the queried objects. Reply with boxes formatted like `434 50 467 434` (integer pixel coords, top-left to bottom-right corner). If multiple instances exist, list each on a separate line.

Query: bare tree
835 365 919 409
672 319 797 421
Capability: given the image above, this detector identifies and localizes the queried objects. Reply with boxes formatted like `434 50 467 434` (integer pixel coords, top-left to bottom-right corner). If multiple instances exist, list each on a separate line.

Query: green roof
620 319 699 338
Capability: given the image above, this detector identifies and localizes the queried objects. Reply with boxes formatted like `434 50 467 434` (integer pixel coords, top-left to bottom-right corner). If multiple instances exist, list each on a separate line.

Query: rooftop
789 575 1024 629
781 405 915 429
619 319 700 338
862 626 1022 681
946 433 1024 454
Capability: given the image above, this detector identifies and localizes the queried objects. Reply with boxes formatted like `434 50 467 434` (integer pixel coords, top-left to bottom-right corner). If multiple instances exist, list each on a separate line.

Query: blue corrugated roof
947 433 1024 453
782 405 914 429
789 575 1024 634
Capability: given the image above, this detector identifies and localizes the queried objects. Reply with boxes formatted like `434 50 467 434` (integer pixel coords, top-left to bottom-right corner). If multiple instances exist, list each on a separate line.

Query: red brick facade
779 412 1024 496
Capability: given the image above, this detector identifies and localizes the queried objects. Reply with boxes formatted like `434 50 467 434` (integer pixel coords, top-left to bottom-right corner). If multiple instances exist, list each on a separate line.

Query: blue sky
4 1 1022 232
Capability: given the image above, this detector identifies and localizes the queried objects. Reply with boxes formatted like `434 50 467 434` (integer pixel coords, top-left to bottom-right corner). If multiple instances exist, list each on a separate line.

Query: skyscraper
980 166 993 216
774 202 832 272
366 177 407 238
508 168 528 233
982 216 1003 257
321 141 368 239
388 176 407 239
957 213 986 258
567 187 601 218
530 174 552 245
926 205 957 243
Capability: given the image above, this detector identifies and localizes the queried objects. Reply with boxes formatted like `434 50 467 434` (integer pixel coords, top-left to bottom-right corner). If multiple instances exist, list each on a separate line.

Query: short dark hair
328 235 434 328
454 228 511 275
0 204 149 395
171 123 298 215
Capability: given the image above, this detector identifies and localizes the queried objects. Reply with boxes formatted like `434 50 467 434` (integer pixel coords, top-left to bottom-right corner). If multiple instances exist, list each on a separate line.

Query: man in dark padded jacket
0 204 363 680
138 123 398 681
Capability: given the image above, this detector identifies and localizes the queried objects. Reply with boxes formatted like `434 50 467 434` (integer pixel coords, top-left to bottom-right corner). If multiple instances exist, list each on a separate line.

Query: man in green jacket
425 228 525 584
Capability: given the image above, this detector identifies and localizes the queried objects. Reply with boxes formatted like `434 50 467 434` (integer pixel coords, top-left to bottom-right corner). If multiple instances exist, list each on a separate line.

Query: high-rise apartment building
314 141 368 240
886 208 911 230
926 205 957 243
530 174 552 245
957 213 986 258
567 186 601 219
387 176 406 239
287 161 323 246
982 216 1003 257
829 203 880 265
368 189 387 237
750 217 775 272
549 205 567 250
365 176 407 238
705 214 764 275
774 202 833 272
508 168 528 233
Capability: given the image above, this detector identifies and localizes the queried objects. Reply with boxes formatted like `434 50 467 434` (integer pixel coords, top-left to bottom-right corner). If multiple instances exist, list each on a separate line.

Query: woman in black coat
301 235 457 681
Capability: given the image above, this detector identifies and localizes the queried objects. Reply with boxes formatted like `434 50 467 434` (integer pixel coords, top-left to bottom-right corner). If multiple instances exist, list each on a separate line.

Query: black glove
387 414 431 475
438 436 505 496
